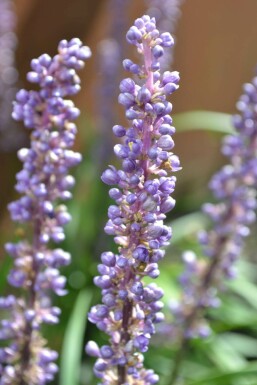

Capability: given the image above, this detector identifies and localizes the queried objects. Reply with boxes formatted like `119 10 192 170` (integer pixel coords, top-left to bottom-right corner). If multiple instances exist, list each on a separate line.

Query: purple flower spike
87 15 180 384
0 39 91 385
168 70 257 343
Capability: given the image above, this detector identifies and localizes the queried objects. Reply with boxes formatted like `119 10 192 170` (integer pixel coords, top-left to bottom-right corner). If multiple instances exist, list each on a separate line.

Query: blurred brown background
2 0 257 218
15 0 257 111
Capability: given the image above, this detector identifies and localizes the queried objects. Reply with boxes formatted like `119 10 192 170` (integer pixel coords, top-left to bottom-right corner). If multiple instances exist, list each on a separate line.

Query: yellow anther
134 212 142 222
163 161 173 171
138 262 147 272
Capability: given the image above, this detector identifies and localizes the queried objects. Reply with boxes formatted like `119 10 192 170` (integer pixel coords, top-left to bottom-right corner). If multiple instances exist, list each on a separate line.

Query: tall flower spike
86 15 180 385
0 39 91 385
168 70 257 344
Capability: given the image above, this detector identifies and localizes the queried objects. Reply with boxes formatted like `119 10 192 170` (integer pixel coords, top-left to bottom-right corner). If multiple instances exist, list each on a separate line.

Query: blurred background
1 1 257 384
2 0 257 212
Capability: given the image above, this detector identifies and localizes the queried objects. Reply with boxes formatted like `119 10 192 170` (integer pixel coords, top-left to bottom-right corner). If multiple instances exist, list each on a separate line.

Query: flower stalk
86 15 180 385
168 70 257 384
0 38 91 385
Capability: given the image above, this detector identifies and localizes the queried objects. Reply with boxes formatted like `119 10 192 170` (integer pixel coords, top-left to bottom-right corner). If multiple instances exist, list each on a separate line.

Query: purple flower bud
159 124 175 135
148 147 158 159
157 135 174 150
101 168 120 185
108 205 121 219
95 305 109 319
94 275 112 289
159 177 176 194
112 125 126 137
119 78 135 93
154 102 166 115
101 252 116 267
147 225 164 238
149 240 159 249
100 345 114 359
27 71 40 83
133 246 149 262
126 26 142 43
108 188 122 202
122 158 136 172
126 193 137 205
137 86 151 104
142 196 158 212
134 335 149 352
118 92 135 108
102 293 116 307
94 359 107 372
146 373 159 384
160 32 174 47
164 83 179 94
163 71 180 85
123 59 140 74
85 341 100 357
131 281 144 296
152 45 164 58
160 196 176 213
118 290 128 300
131 223 141 232
114 144 129 159
117 257 128 268
125 108 141 120
170 154 181 171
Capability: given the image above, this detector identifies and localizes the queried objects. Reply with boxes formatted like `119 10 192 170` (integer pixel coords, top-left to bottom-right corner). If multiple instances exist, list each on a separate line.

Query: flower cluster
169 72 257 340
86 15 180 384
0 39 91 385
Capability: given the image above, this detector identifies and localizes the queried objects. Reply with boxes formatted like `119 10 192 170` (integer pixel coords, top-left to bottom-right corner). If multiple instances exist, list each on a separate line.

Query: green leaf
188 364 257 385
59 289 92 385
206 335 246 371
0 257 11 293
211 296 257 328
220 333 257 358
228 278 257 310
169 212 209 244
173 111 234 135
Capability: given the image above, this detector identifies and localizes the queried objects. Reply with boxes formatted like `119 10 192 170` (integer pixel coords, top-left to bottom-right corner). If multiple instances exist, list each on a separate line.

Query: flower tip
85 341 100 357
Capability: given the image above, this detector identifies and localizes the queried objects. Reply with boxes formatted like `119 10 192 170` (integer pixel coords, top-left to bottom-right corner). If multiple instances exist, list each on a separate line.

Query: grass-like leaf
169 212 209 244
59 289 92 385
220 333 257 358
228 276 257 310
173 111 234 135
206 335 247 371
188 363 257 385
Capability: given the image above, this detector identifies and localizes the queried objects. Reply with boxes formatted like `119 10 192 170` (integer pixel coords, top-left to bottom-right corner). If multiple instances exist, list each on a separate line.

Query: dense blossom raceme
167 71 257 340
0 39 91 385
146 0 184 69
0 0 23 150
86 15 181 385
